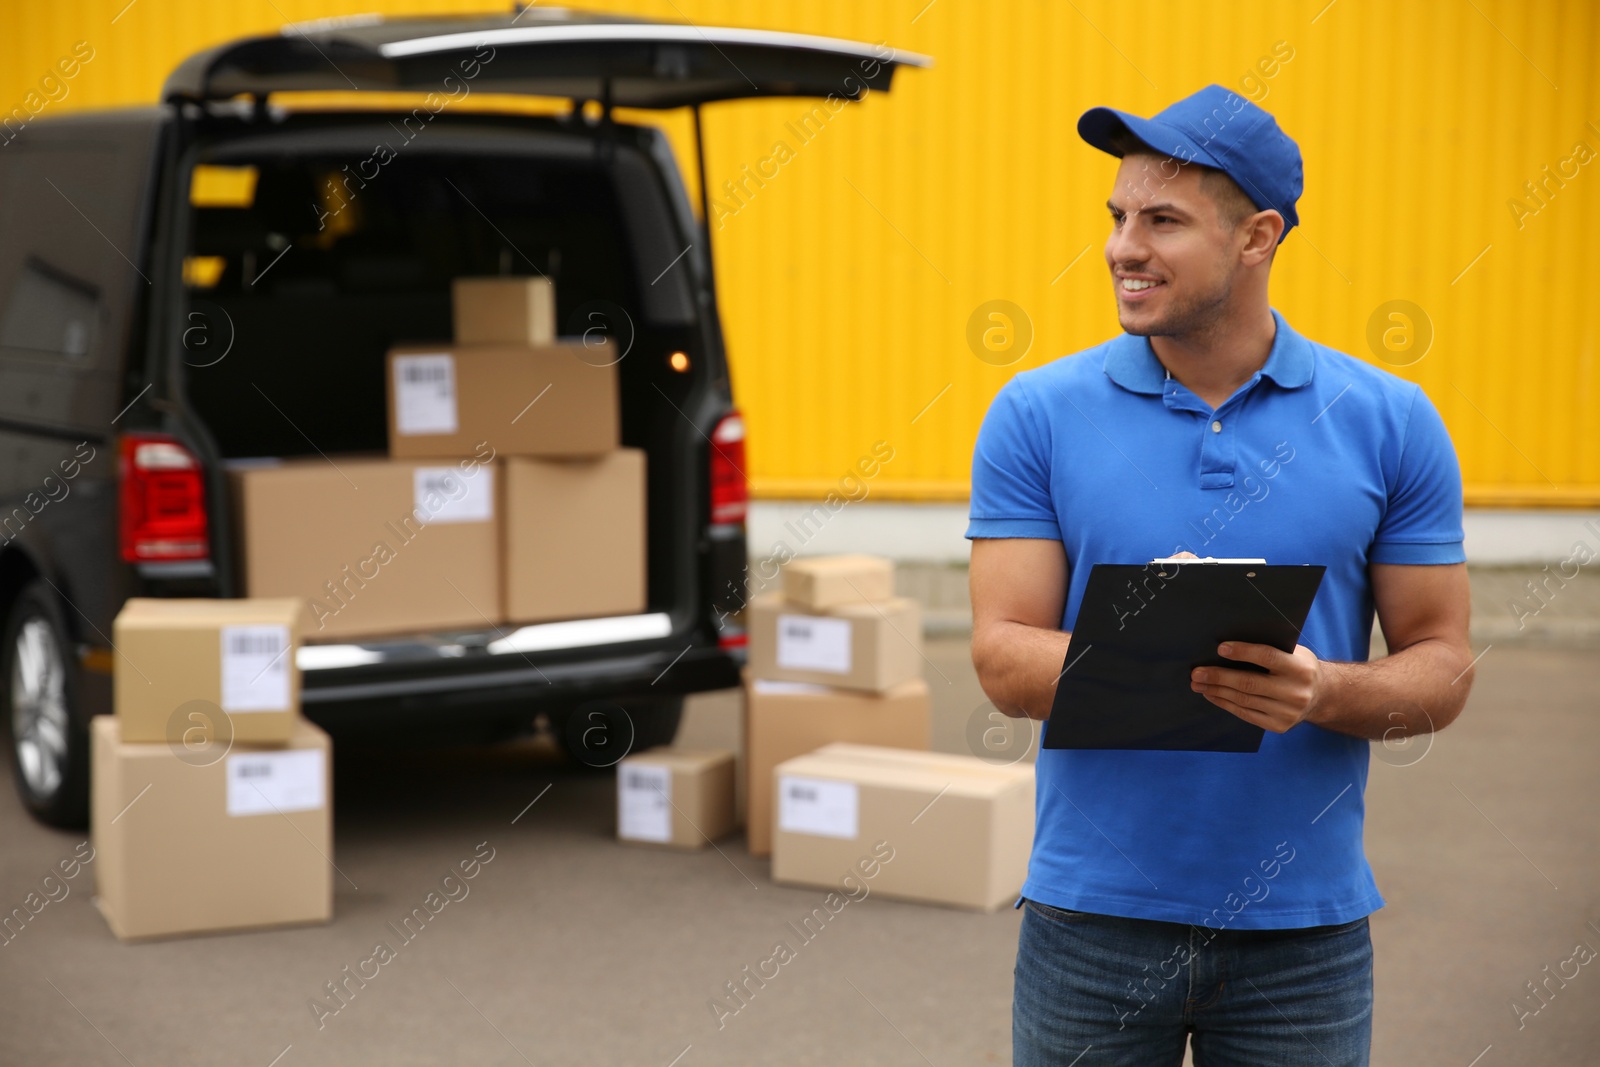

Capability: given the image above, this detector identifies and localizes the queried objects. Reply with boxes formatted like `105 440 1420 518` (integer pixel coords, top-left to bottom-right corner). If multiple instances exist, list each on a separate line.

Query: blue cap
1078 85 1303 243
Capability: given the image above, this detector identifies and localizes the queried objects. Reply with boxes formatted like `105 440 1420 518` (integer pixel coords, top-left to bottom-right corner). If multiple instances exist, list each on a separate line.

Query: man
966 85 1475 1066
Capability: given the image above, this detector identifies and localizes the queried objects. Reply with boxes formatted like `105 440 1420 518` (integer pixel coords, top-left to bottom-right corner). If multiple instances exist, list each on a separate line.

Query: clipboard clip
1147 556 1266 579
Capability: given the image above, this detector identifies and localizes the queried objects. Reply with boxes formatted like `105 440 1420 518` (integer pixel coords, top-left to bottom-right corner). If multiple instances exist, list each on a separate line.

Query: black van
0 10 926 825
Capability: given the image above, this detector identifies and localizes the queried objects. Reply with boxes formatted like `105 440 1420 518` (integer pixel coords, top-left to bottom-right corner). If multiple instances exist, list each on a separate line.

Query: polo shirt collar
1102 308 1315 396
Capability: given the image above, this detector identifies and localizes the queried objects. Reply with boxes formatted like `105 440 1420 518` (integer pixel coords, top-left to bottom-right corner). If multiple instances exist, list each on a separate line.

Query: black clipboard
1043 559 1325 752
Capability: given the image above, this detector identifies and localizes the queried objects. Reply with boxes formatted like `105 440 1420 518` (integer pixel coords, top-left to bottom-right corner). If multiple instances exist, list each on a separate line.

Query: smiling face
1104 151 1263 339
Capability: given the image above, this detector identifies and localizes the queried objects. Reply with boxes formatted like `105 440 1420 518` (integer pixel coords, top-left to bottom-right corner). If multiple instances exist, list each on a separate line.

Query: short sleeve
1370 387 1466 564
965 377 1061 541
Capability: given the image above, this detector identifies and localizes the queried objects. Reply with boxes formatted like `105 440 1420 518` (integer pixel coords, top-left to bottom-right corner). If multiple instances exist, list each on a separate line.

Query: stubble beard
1118 272 1235 343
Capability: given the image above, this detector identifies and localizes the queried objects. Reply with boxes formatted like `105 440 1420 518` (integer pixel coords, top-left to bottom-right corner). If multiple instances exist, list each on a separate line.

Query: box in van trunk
501 449 647 624
451 276 556 346
112 597 302 745
229 456 500 640
386 343 618 460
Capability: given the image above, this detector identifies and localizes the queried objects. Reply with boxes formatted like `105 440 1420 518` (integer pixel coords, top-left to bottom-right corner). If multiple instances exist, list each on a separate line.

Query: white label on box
394 353 458 435
414 466 493 524
226 749 325 816
778 775 859 839
220 624 292 712
618 763 672 842
750 678 837 696
775 614 853 674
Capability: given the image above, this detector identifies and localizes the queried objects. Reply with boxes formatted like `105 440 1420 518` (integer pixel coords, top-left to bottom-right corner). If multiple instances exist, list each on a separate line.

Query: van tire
627 696 684 753
556 695 683 766
3 580 90 828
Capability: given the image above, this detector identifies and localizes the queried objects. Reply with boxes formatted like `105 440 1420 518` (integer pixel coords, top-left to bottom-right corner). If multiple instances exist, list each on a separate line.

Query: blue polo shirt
966 308 1465 929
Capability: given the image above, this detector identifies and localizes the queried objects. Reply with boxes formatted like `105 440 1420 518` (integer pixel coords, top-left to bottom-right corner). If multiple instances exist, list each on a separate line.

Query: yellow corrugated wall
5 1 1596 506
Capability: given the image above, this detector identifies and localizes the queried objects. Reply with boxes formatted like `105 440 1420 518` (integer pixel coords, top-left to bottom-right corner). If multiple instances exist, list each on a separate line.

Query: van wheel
627 696 684 752
556 695 683 767
3 580 90 828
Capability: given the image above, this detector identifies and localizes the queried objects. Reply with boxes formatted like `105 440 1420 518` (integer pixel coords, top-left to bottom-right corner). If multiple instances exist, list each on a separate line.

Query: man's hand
1190 642 1325 734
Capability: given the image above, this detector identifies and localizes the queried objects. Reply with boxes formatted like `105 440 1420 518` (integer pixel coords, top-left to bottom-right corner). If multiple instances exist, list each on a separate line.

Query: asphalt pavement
1 639 1595 1066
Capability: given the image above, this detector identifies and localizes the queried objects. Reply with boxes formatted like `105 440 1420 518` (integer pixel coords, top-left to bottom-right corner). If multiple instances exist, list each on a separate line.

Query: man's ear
1240 210 1285 265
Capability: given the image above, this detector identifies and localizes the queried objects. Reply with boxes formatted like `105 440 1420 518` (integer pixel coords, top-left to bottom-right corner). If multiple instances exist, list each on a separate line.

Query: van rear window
182 150 640 459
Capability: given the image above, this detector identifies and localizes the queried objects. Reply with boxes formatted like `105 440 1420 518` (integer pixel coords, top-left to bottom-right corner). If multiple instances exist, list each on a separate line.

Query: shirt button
1211 420 1222 433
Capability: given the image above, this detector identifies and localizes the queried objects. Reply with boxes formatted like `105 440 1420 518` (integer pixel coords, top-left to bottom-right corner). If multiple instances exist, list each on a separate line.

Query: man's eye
1154 215 1177 224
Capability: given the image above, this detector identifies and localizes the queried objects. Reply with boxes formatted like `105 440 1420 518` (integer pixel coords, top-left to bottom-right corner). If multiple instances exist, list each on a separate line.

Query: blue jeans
1014 899 1373 1066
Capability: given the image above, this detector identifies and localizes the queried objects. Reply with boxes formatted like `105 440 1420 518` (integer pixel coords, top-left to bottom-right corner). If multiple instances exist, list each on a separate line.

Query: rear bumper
294 612 740 729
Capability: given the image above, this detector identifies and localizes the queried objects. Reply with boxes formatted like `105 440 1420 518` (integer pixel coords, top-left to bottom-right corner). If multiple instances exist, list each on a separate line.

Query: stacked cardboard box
501 448 645 624
230 457 500 640
771 743 1035 911
746 554 919 691
391 276 646 627
94 598 333 941
386 276 615 459
742 555 931 857
229 276 645 641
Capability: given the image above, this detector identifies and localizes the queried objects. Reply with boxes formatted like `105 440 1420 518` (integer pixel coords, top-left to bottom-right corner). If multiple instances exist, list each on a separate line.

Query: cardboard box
746 589 922 692
452 276 555 346
91 715 333 941
229 456 500 640
616 747 736 849
771 744 1034 911
501 449 646 624
113 598 302 746
386 343 618 459
783 554 895 611
742 669 930 857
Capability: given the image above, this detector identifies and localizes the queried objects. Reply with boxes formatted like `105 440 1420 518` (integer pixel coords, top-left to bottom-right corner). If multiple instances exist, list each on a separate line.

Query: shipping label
394 353 458 435
226 749 325 817
778 775 859 839
618 763 672 842
775 613 853 674
414 466 493 523
220 624 292 712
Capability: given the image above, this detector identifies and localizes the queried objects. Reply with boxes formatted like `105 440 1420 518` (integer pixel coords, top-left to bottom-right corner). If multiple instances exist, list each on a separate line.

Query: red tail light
709 410 747 525
119 434 210 562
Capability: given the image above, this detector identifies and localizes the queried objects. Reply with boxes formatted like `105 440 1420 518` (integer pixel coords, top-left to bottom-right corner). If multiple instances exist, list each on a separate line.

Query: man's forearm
1307 637 1475 741
972 621 1074 721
